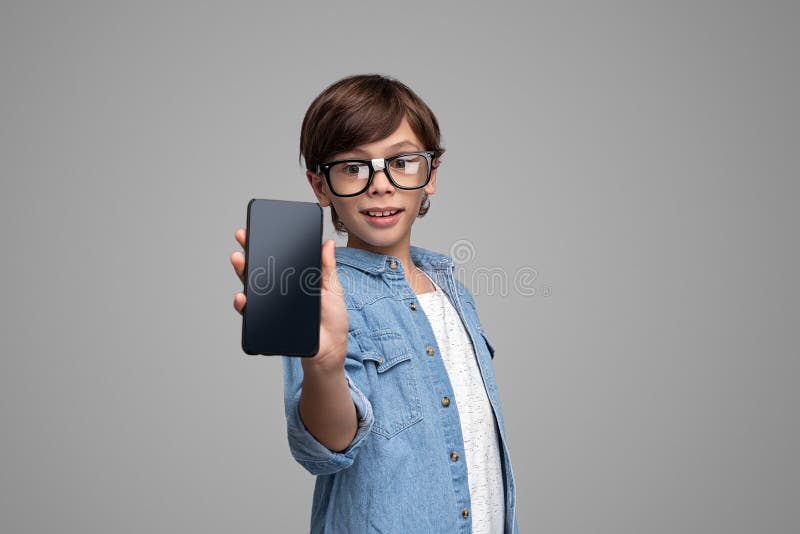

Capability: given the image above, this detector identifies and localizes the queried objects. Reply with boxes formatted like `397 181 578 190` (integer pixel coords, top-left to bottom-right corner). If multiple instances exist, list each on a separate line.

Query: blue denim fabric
282 245 519 533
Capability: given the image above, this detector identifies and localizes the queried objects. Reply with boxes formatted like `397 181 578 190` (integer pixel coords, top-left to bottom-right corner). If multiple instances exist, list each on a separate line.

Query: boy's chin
348 227 409 249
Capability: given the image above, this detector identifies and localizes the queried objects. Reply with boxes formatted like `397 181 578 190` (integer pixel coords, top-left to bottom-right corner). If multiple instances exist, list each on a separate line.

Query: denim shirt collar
334 244 454 274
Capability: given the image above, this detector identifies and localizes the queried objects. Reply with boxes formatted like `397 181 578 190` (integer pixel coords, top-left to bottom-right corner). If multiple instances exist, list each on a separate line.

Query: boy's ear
306 170 332 207
424 162 437 196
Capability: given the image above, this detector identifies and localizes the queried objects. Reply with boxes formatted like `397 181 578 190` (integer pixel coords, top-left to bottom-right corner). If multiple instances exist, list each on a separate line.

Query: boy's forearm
298 362 358 453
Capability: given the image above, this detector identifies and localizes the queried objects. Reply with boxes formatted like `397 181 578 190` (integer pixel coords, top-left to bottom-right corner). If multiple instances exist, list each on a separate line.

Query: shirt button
389 260 397 269
462 507 470 518
409 302 417 310
441 396 450 407
377 356 383 364
450 451 459 461
426 345 435 355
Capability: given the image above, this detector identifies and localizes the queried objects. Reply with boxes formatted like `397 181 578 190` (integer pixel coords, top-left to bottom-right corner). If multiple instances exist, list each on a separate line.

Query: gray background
1 1 798 532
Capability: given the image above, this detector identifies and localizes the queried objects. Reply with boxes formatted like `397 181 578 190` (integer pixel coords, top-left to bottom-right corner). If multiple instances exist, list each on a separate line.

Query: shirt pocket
359 328 424 439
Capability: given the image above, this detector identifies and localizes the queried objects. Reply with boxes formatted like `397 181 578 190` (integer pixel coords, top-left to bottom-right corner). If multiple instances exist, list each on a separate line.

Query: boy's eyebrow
339 140 422 157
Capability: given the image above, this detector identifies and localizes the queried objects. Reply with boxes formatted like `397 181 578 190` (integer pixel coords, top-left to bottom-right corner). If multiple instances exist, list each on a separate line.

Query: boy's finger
233 292 246 314
320 240 343 296
235 228 247 248
230 251 245 284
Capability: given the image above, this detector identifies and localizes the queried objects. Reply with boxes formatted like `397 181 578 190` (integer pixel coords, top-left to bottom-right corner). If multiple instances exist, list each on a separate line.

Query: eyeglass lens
329 154 429 195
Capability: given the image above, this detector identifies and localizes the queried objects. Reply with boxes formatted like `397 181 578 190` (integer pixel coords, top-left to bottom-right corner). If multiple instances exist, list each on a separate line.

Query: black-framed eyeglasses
317 150 437 197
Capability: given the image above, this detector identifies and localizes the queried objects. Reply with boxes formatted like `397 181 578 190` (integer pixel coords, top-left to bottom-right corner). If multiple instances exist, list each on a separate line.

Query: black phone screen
241 199 322 356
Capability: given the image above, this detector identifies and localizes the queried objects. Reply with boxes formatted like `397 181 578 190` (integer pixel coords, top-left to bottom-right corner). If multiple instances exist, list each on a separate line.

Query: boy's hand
231 230 349 372
230 228 249 314
231 228 247 314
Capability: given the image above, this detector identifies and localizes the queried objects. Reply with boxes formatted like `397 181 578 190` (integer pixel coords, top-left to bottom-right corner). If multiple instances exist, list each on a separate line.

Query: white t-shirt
415 270 505 534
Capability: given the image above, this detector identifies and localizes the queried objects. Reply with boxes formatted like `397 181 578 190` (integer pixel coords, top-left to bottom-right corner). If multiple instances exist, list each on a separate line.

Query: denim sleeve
281 331 374 476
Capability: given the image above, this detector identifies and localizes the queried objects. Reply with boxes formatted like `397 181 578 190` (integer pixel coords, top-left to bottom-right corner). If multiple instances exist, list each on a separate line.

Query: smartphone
241 199 322 356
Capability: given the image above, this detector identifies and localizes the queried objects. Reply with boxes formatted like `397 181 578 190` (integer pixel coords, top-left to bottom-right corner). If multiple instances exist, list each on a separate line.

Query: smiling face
307 116 437 256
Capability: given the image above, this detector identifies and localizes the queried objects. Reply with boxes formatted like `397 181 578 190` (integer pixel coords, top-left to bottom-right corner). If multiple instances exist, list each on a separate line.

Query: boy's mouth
360 207 404 226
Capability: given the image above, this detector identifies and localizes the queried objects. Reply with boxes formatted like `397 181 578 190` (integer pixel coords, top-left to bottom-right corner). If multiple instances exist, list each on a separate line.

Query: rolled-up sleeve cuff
286 372 373 475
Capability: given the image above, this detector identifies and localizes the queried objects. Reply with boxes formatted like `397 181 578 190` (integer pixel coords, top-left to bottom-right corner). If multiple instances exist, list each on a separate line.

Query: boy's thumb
320 240 341 293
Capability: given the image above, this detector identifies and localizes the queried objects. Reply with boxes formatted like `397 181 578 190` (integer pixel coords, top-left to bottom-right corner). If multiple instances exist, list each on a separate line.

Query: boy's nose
369 168 395 192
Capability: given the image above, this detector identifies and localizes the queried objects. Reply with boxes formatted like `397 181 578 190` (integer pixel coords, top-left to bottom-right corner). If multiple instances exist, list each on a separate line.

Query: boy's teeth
367 210 398 217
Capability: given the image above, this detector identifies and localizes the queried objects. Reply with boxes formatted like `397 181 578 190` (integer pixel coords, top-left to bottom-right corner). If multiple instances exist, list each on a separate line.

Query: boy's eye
330 161 371 182
342 163 367 175
389 155 422 174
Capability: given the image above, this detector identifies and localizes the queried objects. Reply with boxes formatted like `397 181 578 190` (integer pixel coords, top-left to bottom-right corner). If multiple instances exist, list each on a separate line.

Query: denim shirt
282 245 519 533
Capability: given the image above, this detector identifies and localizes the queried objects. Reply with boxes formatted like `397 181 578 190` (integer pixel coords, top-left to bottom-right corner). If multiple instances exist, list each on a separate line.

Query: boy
231 74 519 533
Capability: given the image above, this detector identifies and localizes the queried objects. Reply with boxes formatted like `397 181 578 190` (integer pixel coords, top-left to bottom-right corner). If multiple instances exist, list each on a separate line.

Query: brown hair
299 74 446 235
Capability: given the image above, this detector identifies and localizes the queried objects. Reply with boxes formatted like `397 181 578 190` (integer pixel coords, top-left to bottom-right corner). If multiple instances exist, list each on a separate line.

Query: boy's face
307 117 437 251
